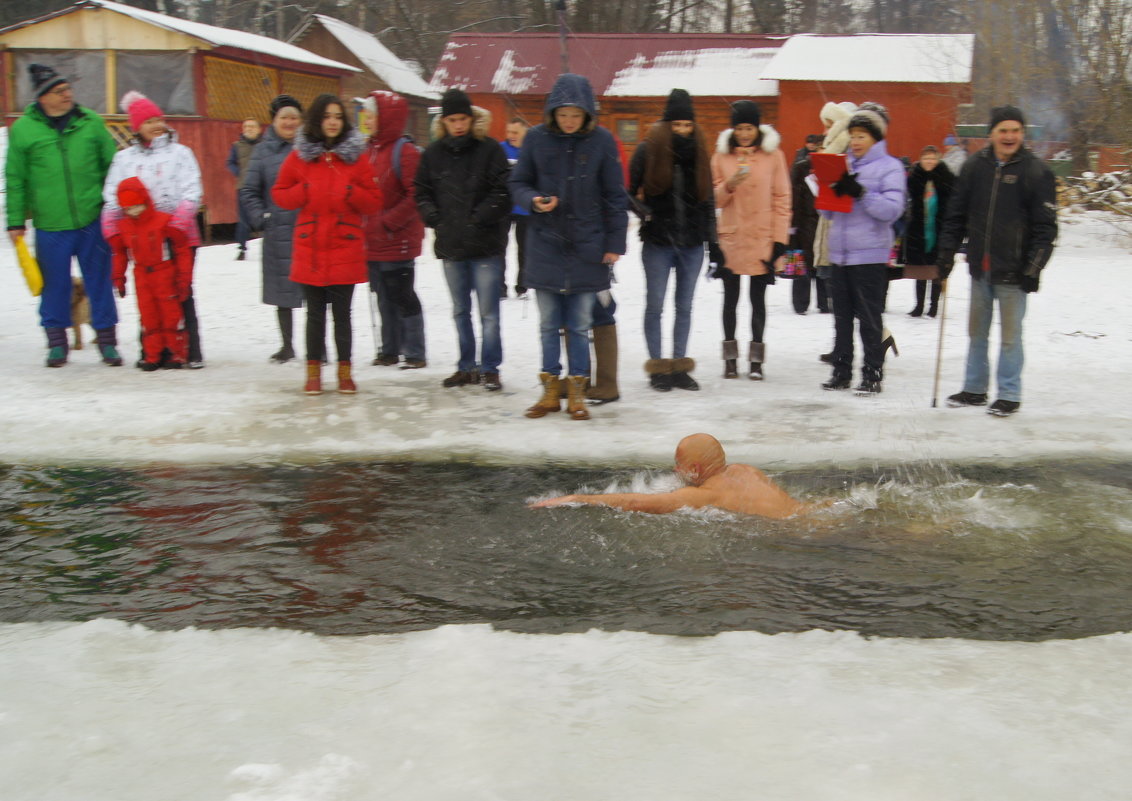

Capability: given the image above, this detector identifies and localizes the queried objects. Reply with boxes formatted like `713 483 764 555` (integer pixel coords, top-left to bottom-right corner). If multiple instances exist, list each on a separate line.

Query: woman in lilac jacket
819 106 905 395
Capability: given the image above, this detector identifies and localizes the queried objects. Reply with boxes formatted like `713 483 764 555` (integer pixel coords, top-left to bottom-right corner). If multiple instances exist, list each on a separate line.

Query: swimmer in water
529 433 807 518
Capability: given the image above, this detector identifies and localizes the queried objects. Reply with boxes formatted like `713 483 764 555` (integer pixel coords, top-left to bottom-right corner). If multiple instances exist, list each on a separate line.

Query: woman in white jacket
102 91 205 367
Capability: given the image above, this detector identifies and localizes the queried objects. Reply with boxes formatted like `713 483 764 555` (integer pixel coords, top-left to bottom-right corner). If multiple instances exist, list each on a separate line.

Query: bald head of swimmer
674 434 727 486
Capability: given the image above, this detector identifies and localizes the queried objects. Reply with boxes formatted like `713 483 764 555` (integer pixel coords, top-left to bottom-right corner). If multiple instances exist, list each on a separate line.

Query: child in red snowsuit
107 177 194 370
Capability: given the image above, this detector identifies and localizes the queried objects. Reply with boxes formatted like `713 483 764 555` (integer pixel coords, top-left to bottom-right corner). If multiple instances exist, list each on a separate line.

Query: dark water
1 459 1130 641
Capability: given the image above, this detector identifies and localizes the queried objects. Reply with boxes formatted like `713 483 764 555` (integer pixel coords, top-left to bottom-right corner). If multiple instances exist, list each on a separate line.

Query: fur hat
730 100 761 128
858 101 890 124
269 94 303 119
121 90 163 131
440 88 473 118
847 109 887 142
662 89 695 122
988 105 1025 133
29 63 68 98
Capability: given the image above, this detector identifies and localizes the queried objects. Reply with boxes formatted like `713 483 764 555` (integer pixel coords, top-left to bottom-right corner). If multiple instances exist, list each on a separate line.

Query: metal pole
930 279 949 407
556 0 569 74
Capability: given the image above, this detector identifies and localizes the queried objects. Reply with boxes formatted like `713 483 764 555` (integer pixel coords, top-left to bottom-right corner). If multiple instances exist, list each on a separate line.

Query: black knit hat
440 88 473 118
29 63 67 98
730 100 761 128
662 89 695 122
847 109 887 141
988 105 1026 133
269 94 302 118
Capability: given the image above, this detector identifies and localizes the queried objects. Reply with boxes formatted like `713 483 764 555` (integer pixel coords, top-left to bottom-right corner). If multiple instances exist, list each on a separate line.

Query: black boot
646 358 672 392
670 357 699 391
272 307 295 363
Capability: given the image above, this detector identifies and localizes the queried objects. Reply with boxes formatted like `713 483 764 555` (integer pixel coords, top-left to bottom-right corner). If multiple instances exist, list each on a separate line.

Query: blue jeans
36 221 118 330
443 257 503 373
536 290 596 376
963 279 1026 402
368 260 426 361
642 243 703 359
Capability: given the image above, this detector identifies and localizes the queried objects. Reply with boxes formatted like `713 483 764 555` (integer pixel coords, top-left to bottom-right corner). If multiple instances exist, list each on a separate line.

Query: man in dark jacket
226 118 262 261
6 63 120 368
509 73 629 421
415 88 511 391
938 105 1058 417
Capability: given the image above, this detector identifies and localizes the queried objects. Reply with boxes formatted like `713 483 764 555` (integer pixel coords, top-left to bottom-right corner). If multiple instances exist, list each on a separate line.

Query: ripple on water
0 459 1130 641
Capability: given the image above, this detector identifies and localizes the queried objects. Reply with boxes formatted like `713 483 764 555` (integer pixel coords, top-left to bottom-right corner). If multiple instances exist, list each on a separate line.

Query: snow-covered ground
1 207 1129 469
5 134 1132 801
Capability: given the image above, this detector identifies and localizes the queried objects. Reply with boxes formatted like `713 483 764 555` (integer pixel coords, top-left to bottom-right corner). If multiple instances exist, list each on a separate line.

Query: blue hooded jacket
509 73 628 293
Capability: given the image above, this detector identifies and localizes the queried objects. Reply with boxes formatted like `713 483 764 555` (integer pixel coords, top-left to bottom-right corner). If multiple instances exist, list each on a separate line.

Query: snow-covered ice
1 208 1129 469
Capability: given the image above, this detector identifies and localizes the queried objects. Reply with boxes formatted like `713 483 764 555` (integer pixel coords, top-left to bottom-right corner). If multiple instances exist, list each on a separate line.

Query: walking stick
367 286 381 361
930 279 949 407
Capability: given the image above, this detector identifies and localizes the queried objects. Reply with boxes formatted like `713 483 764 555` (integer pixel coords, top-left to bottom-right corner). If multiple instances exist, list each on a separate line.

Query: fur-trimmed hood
293 127 366 163
819 101 857 155
543 73 599 136
429 105 493 142
715 124 781 155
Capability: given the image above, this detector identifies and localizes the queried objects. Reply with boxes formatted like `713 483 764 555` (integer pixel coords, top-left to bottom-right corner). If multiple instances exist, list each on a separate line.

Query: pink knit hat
121 90 164 131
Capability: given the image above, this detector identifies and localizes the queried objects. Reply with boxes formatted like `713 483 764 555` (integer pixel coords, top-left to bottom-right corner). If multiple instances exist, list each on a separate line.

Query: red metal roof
429 33 788 96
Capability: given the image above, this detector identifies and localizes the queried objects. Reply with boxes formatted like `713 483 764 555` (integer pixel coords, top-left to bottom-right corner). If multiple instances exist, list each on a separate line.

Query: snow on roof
762 34 973 83
605 48 780 97
85 0 357 72
310 15 437 99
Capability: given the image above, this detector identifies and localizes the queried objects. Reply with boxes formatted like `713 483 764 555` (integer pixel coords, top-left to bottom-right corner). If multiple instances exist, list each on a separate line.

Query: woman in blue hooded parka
510 73 629 421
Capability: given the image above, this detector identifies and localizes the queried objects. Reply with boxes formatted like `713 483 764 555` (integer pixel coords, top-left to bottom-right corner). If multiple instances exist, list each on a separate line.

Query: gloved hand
1020 274 1040 293
936 251 955 281
832 171 864 198
766 241 787 272
706 242 731 279
114 278 127 298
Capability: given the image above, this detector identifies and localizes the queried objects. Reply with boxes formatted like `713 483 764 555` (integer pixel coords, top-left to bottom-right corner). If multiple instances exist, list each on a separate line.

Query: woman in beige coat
710 101 791 379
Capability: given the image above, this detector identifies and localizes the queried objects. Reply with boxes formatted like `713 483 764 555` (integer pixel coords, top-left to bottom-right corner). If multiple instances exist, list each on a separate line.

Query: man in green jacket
6 63 121 367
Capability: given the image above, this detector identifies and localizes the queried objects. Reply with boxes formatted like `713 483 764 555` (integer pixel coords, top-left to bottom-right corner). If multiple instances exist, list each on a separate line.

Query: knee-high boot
586 324 620 404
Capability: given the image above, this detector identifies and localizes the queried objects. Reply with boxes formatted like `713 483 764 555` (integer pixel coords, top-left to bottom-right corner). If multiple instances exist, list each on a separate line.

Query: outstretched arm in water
530 485 720 514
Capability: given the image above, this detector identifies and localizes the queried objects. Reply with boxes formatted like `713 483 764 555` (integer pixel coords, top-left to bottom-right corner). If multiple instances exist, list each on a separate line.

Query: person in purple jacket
819 105 906 396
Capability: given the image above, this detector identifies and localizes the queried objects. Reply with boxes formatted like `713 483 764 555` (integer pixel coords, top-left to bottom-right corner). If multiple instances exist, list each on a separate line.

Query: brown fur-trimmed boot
304 360 322 395
645 358 672 392
670 357 699 391
722 339 738 378
748 341 765 381
337 361 357 394
526 372 562 418
566 375 591 420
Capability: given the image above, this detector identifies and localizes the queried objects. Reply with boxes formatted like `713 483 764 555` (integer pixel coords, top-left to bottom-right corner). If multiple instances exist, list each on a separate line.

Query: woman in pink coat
272 94 382 396
710 101 791 380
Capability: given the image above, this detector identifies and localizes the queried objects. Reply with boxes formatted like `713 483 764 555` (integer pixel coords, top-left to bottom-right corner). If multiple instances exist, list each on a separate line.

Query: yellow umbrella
15 236 43 297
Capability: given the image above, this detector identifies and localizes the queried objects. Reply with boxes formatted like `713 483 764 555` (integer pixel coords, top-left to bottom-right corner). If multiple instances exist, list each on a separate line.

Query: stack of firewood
1058 170 1132 216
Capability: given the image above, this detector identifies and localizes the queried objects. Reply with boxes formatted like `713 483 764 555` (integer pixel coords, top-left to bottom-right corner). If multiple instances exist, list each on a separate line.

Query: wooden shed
287 14 438 144
0 0 359 226
428 33 787 164
761 34 974 161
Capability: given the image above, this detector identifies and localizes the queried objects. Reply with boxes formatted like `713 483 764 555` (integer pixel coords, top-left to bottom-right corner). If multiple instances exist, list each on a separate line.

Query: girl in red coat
272 94 382 395
106 177 193 371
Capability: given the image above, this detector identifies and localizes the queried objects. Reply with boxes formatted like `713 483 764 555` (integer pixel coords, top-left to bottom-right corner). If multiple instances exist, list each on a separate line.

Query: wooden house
428 33 787 163
287 14 438 144
761 34 974 160
0 0 359 226
428 32 974 164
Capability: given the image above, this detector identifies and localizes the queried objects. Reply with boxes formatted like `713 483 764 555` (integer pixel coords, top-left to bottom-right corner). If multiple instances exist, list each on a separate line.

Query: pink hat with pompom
121 90 164 131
